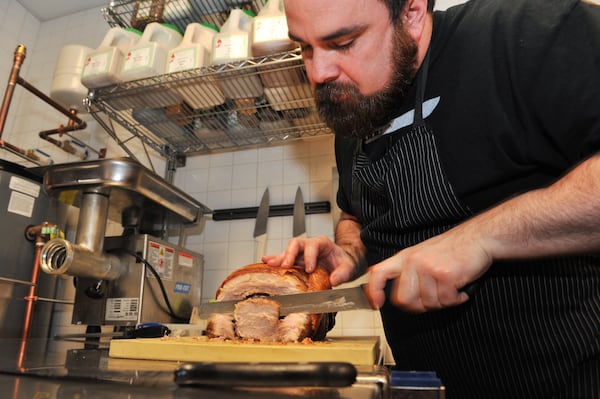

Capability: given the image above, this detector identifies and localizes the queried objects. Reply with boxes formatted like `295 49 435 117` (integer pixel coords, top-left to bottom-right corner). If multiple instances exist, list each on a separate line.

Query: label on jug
168 48 197 73
122 45 154 71
253 16 289 43
213 34 249 63
83 50 111 76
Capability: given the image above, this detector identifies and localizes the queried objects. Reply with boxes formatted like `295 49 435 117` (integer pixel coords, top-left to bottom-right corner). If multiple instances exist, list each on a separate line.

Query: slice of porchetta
205 263 335 342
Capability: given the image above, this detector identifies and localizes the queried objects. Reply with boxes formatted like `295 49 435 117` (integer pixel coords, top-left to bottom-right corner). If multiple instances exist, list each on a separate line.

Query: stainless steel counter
0 338 389 399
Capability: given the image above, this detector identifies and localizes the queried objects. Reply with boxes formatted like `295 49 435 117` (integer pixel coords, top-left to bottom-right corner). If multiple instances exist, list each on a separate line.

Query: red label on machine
147 241 174 280
178 252 194 268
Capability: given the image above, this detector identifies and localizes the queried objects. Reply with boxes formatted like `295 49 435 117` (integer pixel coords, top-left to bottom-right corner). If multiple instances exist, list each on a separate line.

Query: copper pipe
0 140 46 166
17 77 85 126
0 140 27 156
0 45 49 165
11 377 21 399
0 45 90 164
0 45 26 140
17 228 45 370
39 119 89 160
1 45 84 139
38 130 63 147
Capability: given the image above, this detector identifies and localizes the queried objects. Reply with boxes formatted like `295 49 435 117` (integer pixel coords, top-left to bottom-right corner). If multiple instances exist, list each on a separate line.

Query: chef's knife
292 186 306 238
254 188 269 262
196 284 372 319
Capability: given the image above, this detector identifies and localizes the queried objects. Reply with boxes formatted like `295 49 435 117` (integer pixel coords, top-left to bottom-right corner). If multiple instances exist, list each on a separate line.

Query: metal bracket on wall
211 201 331 221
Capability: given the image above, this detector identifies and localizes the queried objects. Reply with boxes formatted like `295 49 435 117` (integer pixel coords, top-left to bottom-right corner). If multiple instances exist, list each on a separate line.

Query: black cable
121 249 190 322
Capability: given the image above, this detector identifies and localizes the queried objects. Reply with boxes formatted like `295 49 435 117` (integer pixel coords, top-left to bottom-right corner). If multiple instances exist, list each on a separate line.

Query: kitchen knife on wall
196 284 373 319
292 186 306 239
254 188 269 262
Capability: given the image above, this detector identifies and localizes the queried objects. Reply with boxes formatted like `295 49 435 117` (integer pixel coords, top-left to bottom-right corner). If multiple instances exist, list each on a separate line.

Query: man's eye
332 40 354 51
300 44 313 56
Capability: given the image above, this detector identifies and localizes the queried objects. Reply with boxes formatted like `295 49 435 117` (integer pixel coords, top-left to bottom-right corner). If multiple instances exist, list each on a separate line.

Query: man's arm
367 153 600 312
334 211 368 284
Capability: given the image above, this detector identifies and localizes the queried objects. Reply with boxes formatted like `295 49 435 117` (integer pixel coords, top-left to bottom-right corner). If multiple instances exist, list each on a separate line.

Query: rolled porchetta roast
205 263 336 342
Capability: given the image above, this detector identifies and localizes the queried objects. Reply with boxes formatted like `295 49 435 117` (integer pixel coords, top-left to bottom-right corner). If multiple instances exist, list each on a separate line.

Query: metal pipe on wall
0 45 26 140
0 44 97 165
17 224 51 370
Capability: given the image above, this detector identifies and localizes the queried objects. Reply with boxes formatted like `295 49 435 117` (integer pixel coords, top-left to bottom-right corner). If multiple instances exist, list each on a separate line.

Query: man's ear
402 0 429 42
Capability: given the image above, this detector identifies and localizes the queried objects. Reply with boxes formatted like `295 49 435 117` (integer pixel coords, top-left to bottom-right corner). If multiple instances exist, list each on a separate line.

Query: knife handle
255 234 266 263
384 276 483 303
174 362 357 387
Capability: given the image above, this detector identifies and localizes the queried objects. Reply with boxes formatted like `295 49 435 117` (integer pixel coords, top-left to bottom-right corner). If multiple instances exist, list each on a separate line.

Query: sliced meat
234 297 280 341
205 263 335 342
277 313 312 342
206 313 235 340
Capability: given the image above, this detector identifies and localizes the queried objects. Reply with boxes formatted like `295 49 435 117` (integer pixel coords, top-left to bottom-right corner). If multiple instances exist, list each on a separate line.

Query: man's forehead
285 0 386 41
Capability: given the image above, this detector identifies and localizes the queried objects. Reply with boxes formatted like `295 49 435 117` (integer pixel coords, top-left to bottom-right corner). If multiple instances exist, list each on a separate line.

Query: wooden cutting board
109 336 380 366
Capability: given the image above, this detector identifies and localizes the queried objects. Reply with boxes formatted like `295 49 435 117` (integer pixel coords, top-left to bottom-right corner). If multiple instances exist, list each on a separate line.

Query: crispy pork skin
205 263 335 342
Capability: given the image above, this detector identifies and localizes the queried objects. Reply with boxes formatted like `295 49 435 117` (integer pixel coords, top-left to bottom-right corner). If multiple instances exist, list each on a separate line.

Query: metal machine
0 160 70 339
38 158 210 327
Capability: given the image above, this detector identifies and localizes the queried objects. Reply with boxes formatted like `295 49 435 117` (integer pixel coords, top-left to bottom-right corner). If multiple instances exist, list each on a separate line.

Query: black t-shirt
337 0 600 216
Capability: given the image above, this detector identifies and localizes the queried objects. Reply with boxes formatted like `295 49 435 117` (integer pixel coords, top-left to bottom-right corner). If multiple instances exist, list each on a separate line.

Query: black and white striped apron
349 54 600 399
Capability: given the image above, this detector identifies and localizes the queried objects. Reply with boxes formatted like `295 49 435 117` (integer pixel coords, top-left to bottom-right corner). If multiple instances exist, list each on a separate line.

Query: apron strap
413 49 431 126
351 140 366 224
350 48 432 225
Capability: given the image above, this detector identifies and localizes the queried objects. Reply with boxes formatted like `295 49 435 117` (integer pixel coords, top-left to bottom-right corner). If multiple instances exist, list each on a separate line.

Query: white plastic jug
212 9 263 100
252 0 309 110
252 0 297 57
81 27 142 88
168 23 218 73
166 22 225 109
120 22 182 82
50 44 93 112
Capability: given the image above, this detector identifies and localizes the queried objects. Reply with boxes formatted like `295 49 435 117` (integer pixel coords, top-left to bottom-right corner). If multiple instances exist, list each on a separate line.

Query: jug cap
199 22 220 32
125 27 142 36
160 23 184 36
242 9 256 18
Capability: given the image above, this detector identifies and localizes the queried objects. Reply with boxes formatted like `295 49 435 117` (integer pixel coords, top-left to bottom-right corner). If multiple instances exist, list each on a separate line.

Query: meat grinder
38 158 210 327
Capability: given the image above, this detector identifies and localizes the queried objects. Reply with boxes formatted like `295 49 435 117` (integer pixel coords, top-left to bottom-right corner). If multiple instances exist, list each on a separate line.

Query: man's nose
305 51 340 84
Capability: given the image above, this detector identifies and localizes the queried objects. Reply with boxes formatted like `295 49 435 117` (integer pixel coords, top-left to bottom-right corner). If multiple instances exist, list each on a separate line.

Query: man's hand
366 224 492 313
262 235 363 287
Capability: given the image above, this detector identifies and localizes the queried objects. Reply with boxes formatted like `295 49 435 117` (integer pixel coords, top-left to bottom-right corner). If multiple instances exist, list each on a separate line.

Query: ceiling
17 0 108 22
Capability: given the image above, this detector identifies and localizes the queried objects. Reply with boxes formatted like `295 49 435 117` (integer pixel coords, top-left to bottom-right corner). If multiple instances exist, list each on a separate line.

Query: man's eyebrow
289 24 367 44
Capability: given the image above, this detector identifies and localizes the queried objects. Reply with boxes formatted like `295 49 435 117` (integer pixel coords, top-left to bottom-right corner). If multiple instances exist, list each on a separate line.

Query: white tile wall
0 0 470 365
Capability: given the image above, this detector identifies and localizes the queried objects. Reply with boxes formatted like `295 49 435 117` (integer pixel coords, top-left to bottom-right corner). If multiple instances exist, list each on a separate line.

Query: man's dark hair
381 0 436 22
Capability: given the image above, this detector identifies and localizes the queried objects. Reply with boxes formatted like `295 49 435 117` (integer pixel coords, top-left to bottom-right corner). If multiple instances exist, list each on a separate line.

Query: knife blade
253 188 269 262
292 186 306 238
196 284 372 319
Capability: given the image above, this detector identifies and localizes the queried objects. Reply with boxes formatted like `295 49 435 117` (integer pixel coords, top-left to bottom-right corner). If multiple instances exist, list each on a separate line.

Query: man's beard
314 22 419 139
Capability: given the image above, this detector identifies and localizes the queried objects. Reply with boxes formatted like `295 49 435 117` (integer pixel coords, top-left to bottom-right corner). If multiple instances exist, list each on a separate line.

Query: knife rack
211 201 330 221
